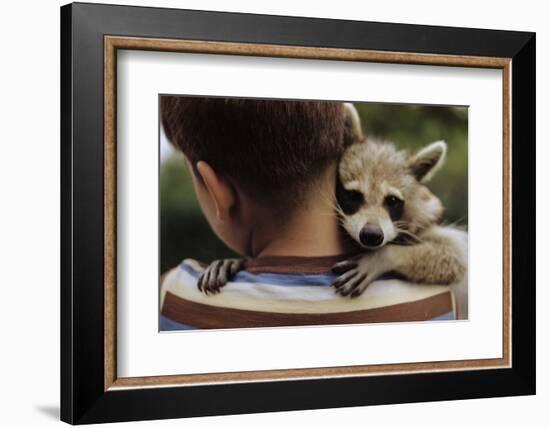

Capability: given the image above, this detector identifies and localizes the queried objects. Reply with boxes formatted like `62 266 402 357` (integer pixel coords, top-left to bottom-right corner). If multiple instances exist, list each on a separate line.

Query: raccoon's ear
409 141 447 183
343 103 364 145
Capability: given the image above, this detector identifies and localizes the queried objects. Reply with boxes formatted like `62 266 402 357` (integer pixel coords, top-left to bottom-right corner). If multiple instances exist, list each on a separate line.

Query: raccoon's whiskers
313 193 347 226
315 187 342 213
393 220 409 229
442 216 466 228
394 227 423 244
326 197 345 219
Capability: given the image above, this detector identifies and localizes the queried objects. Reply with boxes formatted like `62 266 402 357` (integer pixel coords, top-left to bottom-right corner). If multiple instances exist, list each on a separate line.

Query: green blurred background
160 102 468 273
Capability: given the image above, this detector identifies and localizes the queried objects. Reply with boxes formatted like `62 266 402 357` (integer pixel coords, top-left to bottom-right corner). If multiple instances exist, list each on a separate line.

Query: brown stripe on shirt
244 254 360 274
162 291 453 329
160 254 362 278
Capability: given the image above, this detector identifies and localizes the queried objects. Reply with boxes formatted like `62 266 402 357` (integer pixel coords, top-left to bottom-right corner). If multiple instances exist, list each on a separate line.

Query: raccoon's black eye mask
384 194 404 221
336 176 364 215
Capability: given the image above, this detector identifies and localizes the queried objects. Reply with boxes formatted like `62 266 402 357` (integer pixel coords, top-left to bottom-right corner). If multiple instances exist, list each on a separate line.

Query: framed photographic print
60 2 535 424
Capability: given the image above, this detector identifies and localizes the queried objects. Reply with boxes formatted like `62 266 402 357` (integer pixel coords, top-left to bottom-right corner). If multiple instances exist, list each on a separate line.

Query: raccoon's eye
347 190 364 203
336 174 365 215
384 195 402 207
336 187 364 215
384 195 404 220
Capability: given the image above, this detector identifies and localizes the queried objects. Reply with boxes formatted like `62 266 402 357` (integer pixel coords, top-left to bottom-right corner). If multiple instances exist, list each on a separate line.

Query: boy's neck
246 167 356 258
251 210 354 259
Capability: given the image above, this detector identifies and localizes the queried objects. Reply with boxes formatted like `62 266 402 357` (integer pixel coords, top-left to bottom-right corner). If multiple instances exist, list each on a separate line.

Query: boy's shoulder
160 257 456 330
160 257 339 309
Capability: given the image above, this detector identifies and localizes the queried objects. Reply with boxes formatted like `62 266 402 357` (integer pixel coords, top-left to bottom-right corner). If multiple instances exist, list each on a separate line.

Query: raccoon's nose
359 225 384 247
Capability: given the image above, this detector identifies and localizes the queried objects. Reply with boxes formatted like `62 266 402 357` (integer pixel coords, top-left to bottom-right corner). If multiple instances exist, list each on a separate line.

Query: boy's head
161 96 351 255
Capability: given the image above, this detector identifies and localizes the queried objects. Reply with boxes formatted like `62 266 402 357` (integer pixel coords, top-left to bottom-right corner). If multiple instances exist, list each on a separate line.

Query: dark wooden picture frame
61 2 535 424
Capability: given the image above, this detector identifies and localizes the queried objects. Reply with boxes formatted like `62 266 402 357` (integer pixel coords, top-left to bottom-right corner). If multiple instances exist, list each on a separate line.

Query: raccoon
332 137 467 299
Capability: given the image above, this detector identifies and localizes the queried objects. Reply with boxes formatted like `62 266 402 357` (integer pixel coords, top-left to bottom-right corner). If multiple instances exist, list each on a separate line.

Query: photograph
159 96 469 331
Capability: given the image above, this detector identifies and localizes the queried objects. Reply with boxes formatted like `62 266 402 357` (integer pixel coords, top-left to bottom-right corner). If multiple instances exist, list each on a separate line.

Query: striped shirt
160 255 455 331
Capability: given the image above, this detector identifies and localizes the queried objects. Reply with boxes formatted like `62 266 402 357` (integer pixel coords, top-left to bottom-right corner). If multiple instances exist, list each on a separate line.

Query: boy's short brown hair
161 96 348 208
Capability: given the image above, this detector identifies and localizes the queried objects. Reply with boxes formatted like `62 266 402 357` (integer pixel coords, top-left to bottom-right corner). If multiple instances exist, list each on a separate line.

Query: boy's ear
409 141 447 183
196 161 236 221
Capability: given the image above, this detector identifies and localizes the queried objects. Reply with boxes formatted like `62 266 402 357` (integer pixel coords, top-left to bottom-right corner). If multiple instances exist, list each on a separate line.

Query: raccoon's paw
331 252 391 298
197 258 244 295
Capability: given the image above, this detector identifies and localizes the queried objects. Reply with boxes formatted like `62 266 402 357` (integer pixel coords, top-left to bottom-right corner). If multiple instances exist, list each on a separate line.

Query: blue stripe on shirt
430 311 454 321
179 260 397 286
159 314 197 331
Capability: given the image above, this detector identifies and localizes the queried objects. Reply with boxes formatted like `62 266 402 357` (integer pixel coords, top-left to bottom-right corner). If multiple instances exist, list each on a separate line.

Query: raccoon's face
336 140 446 249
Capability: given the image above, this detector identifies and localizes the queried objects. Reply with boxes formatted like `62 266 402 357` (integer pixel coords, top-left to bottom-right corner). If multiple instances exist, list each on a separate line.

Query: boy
159 97 456 330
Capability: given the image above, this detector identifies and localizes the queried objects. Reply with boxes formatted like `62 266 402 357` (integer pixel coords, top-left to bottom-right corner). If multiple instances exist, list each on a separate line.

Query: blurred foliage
160 103 468 273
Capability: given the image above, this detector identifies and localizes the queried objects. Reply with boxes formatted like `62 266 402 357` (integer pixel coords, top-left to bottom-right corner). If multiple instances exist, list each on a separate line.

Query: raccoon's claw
331 253 390 298
332 269 375 298
331 260 359 274
197 258 244 295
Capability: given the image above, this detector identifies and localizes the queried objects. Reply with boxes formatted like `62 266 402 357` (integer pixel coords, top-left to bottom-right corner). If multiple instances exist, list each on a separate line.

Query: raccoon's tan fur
333 136 468 314
389 226 467 284
338 140 445 240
